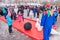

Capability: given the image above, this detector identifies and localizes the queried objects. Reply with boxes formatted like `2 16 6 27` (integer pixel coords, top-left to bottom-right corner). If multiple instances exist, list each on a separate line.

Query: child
18 11 22 22
6 9 13 34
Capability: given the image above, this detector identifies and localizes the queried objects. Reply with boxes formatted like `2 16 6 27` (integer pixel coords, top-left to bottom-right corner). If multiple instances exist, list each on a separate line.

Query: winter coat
40 13 55 40
18 12 22 21
6 15 12 26
32 8 36 14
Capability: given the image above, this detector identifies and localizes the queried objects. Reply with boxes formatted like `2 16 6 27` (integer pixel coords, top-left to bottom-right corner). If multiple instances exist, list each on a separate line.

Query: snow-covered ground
0 9 60 40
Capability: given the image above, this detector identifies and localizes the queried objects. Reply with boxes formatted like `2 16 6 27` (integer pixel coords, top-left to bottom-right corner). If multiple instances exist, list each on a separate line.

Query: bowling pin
35 18 39 27
35 18 42 31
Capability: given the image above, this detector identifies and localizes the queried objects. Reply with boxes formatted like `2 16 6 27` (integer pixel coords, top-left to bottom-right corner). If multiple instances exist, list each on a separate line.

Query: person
51 6 58 22
11 9 16 20
54 9 58 21
29 9 34 19
0 7 4 16
17 6 24 21
36 7 40 18
27 6 30 17
6 9 13 34
40 6 43 12
2 7 8 19
17 11 22 22
14 7 18 15
58 7 60 16
32 7 36 17
40 8 56 40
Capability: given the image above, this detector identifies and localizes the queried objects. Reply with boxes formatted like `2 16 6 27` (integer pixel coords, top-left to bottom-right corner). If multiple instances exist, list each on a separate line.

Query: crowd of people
0 4 60 40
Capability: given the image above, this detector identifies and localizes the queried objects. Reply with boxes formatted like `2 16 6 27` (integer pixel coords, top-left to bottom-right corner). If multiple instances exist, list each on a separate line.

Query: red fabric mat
0 16 57 40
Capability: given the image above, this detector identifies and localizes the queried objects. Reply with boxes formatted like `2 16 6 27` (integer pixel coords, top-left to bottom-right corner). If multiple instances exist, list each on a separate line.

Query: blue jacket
40 13 56 40
32 8 36 13
40 13 55 28
6 15 12 26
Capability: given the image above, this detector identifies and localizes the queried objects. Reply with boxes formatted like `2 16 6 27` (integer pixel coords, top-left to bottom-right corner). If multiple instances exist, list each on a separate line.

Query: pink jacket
18 12 22 21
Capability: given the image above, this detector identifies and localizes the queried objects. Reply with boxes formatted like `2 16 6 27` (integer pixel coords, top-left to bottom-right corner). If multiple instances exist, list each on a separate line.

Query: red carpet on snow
0 16 57 40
